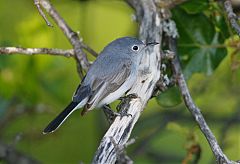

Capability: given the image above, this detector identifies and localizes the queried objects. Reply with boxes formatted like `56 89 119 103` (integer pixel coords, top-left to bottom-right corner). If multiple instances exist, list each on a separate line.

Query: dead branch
0 47 74 57
34 0 53 27
224 0 240 36
168 37 237 164
34 0 97 71
93 0 162 163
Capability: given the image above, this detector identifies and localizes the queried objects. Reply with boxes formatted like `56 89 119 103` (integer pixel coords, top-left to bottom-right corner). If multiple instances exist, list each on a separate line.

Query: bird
43 37 159 134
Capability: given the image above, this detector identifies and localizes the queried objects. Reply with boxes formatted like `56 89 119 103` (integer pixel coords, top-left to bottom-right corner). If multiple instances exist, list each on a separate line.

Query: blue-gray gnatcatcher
43 37 158 134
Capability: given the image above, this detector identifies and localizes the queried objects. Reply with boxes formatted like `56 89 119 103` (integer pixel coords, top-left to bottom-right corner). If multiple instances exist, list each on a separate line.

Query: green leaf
213 14 230 40
172 8 227 79
207 1 230 40
156 86 182 108
180 0 209 14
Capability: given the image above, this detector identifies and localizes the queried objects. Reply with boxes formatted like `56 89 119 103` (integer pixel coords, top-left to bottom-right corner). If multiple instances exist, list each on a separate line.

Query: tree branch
35 0 98 71
0 47 74 57
223 0 240 36
168 37 237 164
80 43 98 57
93 0 162 163
34 0 53 27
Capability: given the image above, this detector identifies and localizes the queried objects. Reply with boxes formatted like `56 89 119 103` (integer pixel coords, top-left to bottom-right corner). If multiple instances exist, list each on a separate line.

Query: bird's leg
117 93 138 117
102 105 120 124
103 94 137 123
118 93 138 105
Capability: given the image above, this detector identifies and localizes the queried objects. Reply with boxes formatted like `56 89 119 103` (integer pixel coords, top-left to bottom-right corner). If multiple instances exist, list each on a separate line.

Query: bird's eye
132 45 139 51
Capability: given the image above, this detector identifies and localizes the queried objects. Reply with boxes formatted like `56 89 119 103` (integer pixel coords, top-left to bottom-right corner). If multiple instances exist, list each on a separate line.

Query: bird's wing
72 84 91 102
81 60 133 115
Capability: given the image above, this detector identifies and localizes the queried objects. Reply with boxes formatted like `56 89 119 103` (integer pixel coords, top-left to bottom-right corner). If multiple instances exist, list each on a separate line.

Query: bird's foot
116 93 138 117
119 93 138 102
103 94 138 124
102 105 120 124
117 93 138 111
118 109 132 118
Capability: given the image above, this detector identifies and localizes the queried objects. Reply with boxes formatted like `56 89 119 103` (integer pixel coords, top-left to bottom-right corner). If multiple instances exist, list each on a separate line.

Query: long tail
43 101 79 134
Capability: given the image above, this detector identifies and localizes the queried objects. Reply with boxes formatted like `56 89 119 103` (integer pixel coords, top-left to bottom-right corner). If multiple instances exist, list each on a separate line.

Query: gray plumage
43 37 157 134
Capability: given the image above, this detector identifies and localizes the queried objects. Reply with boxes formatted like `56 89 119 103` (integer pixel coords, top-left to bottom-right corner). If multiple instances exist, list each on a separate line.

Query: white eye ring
132 45 139 51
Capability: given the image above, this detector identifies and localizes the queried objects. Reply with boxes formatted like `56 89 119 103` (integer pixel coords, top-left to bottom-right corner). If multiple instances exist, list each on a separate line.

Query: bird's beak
146 42 159 46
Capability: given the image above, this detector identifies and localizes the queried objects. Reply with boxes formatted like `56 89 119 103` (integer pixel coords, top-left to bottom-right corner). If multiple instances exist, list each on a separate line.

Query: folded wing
81 60 133 115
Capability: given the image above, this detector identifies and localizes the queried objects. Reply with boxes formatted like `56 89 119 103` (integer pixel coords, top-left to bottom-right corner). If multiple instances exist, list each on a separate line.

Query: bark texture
93 0 162 163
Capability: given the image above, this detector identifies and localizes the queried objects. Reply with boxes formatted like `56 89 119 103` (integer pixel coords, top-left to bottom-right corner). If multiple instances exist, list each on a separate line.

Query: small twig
182 144 201 164
81 42 98 57
0 47 74 57
34 0 53 27
224 0 240 36
35 0 98 57
36 0 91 71
168 37 235 164
208 107 240 164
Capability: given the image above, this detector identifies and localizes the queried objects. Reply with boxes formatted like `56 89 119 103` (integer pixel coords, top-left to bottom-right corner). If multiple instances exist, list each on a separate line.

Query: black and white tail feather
43 101 78 134
43 85 90 134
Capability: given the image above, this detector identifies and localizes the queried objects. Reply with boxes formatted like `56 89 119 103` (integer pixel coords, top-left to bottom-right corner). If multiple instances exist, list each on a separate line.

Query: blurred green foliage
173 6 228 79
0 0 239 164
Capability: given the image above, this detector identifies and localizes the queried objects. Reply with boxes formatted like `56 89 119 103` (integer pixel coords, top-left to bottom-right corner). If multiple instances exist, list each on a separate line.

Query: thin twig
36 0 91 71
208 107 240 163
224 0 240 36
0 47 74 57
168 37 236 164
81 42 98 57
34 0 53 27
